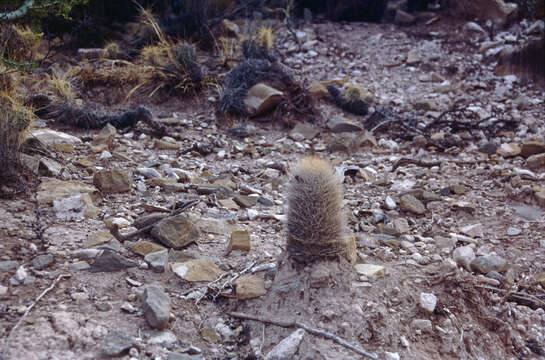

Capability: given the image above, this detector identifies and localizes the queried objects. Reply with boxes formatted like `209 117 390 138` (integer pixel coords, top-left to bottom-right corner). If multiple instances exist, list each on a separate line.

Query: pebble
0 260 19 272
101 330 138 357
264 329 305 360
32 253 54 270
144 249 169 273
470 253 507 274
507 227 521 236
89 250 137 273
385 352 401 360
384 196 397 210
420 292 437 313
121 302 137 313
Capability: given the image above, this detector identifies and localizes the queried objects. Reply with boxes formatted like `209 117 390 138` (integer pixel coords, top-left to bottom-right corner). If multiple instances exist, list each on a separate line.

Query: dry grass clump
47 71 75 102
140 44 168 67
0 24 42 63
104 41 121 59
0 77 34 184
256 26 274 50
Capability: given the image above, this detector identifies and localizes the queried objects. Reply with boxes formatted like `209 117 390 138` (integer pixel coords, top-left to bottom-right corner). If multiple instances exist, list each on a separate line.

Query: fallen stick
475 285 545 309
1 273 70 360
228 311 378 360
392 157 486 171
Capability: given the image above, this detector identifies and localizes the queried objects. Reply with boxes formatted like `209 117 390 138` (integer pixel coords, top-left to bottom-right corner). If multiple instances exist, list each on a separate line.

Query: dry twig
228 312 378 359
476 285 545 309
1 274 70 360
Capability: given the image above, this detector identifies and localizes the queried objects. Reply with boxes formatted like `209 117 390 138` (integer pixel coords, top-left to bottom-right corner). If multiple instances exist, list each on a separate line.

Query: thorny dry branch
228 311 378 360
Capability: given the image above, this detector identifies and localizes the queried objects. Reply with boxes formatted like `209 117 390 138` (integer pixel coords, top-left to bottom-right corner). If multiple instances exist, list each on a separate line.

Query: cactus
286 157 347 260
176 43 203 84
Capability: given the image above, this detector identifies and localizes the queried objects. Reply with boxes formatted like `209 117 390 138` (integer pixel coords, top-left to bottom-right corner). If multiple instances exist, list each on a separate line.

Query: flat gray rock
90 250 137 273
101 330 137 357
141 285 171 330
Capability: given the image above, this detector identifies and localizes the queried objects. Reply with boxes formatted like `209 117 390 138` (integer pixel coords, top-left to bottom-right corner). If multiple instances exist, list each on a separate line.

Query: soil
1 12 545 360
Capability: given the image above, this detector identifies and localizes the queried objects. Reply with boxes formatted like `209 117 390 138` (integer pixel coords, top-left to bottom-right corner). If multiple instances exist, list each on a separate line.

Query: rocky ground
1 10 545 360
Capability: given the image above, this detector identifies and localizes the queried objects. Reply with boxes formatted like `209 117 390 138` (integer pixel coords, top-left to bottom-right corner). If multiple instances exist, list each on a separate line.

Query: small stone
460 223 484 238
289 123 319 140
470 253 507 274
93 169 132 194
307 81 328 98
14 266 28 282
37 178 98 205
167 353 204 360
234 275 267 299
32 253 54 270
507 227 521 236
399 194 426 215
406 49 420 65
131 240 166 256
385 352 400 360
171 259 225 282
90 250 137 273
228 230 251 252
497 143 521 157
420 292 437 313
69 261 90 271
0 261 19 272
411 319 432 333
264 329 305 360
327 116 363 133
148 330 178 346
392 218 410 234
354 264 385 278
121 302 137 313
84 230 113 248
526 153 545 169
218 198 241 211
486 271 506 284
53 193 87 221
536 272 545 287
0 285 8 298
449 184 467 195
520 141 545 158
384 196 397 210
244 83 284 117
453 246 475 270
151 214 200 250
145 249 169 273
232 194 258 208
137 167 162 179
141 285 170 330
101 330 137 357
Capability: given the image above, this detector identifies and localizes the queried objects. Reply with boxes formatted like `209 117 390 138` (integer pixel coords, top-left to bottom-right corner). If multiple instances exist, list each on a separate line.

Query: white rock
453 246 475 270
384 196 397 210
354 264 385 278
0 285 8 297
14 266 28 282
148 330 178 345
460 223 484 238
99 150 112 160
420 292 437 313
385 352 400 360
27 129 82 146
264 329 305 360
53 193 85 221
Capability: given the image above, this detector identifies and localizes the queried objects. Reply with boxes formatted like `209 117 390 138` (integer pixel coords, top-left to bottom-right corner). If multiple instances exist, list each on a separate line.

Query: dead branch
1 273 70 360
0 0 34 21
228 312 378 360
476 285 545 309
195 260 257 304
392 157 487 171
109 200 199 242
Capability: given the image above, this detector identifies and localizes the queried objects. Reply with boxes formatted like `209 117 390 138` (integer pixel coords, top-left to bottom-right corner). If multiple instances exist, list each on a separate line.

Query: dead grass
0 82 34 184
47 71 75 102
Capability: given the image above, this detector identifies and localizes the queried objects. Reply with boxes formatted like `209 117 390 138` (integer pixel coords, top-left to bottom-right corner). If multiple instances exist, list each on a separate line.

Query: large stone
327 116 363 133
38 158 64 177
37 178 98 205
145 249 169 272
151 214 200 249
92 123 116 149
141 285 170 330
399 194 426 215
520 141 545 158
171 259 225 282
406 49 420 65
234 275 266 299
470 253 508 274
93 169 132 194
244 83 283 117
27 129 82 147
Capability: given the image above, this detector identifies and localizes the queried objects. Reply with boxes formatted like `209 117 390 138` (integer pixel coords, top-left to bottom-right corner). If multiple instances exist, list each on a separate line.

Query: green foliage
0 0 90 22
